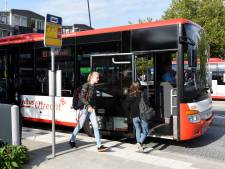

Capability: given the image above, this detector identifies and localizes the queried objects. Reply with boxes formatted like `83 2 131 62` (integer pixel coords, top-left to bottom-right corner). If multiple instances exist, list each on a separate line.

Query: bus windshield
183 24 209 100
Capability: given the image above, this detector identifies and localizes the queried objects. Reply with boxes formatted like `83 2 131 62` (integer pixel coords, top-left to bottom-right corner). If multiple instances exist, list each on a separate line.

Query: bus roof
0 18 194 46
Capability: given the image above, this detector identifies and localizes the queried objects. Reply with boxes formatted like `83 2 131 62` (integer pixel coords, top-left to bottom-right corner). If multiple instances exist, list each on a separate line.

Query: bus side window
217 72 225 85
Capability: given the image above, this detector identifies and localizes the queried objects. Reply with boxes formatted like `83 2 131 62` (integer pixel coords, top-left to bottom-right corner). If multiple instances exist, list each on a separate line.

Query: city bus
208 57 225 100
0 18 213 141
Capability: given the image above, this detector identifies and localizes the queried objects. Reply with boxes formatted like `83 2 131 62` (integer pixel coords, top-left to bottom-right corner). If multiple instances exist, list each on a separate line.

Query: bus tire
83 119 94 137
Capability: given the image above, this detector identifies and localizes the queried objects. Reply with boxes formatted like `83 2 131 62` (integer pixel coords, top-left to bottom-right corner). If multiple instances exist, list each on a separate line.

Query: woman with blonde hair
126 82 149 152
69 72 108 152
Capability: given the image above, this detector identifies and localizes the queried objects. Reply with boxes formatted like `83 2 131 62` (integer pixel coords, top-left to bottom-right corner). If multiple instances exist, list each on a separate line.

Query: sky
0 0 171 28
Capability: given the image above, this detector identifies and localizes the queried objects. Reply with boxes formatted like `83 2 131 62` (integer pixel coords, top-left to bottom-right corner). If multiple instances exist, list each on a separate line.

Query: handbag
139 93 155 121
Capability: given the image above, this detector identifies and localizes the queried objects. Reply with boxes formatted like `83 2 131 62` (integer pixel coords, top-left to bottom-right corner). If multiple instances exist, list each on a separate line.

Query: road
144 125 225 162
142 100 225 162
212 100 225 117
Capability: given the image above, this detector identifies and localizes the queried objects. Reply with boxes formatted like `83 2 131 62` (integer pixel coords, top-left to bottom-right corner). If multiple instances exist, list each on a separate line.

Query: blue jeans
70 108 101 148
133 117 149 144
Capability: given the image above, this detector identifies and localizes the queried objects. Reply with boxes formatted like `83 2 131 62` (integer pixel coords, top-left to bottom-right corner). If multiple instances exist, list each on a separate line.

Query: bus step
149 123 173 138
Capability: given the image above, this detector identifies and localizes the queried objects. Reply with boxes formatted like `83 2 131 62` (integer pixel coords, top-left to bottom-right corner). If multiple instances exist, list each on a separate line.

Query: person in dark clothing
69 72 108 152
126 82 149 152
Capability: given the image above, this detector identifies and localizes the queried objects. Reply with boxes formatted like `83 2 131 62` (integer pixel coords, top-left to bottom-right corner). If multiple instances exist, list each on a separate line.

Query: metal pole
11 105 20 145
87 0 92 27
5 0 8 11
50 48 56 158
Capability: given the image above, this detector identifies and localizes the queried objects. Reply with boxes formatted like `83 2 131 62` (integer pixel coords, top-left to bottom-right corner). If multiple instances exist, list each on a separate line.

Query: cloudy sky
1 0 171 28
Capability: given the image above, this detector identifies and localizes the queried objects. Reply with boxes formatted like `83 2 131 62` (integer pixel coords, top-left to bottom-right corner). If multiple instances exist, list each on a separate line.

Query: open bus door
90 53 135 135
90 52 178 140
136 53 178 140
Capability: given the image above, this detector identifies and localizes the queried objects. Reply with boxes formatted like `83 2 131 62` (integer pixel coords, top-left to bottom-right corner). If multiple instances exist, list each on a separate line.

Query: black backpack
72 86 83 110
72 84 89 110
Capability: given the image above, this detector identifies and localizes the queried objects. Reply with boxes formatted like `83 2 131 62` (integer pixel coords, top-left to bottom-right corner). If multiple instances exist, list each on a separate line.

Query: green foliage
136 57 153 75
128 17 153 24
163 0 225 58
0 144 29 169
138 17 153 23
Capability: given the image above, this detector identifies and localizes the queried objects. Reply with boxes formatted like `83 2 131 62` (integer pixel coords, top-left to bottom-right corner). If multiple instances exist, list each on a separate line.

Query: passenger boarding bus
0 18 213 141
208 58 225 100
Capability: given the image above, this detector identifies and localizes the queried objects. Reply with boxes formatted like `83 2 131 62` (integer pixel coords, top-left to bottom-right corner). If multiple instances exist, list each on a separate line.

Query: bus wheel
83 120 94 137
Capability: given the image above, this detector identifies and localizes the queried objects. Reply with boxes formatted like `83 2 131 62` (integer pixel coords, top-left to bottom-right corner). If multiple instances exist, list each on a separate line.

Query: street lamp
5 0 8 11
87 0 92 27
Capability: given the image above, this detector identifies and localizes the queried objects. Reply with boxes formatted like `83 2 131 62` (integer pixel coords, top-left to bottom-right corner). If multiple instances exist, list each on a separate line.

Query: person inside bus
126 82 149 152
162 64 176 85
69 72 108 152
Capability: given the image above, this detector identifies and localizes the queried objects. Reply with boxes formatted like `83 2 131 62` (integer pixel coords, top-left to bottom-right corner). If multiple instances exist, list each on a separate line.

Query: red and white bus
0 18 213 141
208 58 225 100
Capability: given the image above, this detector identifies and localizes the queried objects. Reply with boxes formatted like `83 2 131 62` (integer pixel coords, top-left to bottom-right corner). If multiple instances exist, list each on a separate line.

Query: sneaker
97 145 108 152
69 141 77 148
137 142 144 152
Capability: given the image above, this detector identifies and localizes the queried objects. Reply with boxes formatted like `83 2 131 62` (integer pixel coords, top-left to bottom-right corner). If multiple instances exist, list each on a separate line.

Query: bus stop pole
50 47 56 158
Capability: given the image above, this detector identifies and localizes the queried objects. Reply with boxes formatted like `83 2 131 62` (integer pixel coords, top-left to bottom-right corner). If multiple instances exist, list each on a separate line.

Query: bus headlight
186 110 201 123
188 114 201 123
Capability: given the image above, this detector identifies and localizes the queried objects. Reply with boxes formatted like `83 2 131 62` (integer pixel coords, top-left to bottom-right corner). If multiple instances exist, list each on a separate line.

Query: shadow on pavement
24 138 126 169
141 124 225 150
106 122 225 152
24 140 97 169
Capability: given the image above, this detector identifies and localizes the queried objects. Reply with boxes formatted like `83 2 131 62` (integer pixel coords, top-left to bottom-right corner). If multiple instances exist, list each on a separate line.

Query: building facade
62 24 93 34
0 9 44 38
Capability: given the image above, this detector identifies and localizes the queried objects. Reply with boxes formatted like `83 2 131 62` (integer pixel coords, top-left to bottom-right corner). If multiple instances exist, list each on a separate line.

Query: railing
170 88 177 115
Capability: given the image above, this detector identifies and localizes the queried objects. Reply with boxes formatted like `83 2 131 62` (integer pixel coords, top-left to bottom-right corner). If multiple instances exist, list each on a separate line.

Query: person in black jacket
126 82 149 152
69 72 108 152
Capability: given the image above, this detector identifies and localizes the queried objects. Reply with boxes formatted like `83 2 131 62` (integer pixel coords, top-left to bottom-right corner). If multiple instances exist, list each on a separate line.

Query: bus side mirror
179 36 195 46
188 49 197 68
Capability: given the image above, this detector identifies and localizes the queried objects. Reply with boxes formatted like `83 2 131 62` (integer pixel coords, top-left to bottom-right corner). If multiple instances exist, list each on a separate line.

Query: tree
163 0 225 58
136 57 153 76
128 17 153 24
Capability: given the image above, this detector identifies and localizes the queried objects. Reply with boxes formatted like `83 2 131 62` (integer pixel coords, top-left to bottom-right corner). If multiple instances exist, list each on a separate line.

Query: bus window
0 54 6 78
136 56 154 86
91 53 133 117
55 47 74 96
92 54 132 96
36 48 50 95
183 24 209 100
77 54 91 86
0 53 7 101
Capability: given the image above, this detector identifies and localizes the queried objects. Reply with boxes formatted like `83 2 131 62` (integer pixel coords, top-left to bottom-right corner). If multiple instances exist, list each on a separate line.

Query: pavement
22 127 225 169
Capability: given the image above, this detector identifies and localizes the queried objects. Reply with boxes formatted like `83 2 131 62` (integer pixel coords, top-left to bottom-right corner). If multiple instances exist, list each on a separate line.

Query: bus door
90 53 135 132
146 53 177 140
